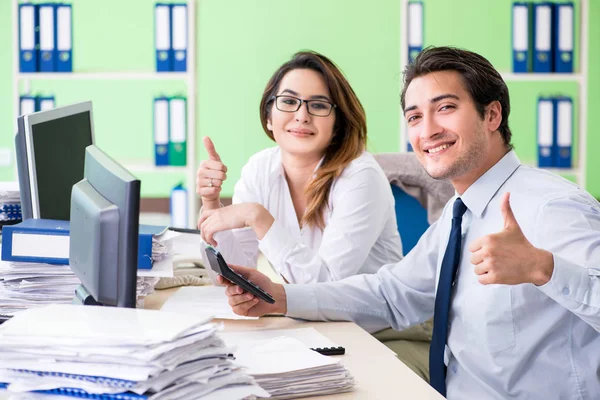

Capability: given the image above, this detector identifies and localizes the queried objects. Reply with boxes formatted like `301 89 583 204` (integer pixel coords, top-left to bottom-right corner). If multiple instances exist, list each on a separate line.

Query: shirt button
451 365 458 374
562 287 570 296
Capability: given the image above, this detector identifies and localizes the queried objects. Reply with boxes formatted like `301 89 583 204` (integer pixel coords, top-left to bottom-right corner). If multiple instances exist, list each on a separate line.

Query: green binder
168 95 187 166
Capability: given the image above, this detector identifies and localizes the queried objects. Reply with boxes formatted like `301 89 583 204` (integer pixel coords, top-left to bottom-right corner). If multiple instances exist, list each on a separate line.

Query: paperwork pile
0 262 80 316
0 304 268 400
0 261 160 316
221 331 355 399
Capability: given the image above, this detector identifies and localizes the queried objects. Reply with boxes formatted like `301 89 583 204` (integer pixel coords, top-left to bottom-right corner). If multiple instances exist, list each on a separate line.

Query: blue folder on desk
56 3 73 72
537 96 555 167
554 2 574 73
512 2 532 73
1 219 167 269
171 4 188 72
533 2 554 73
38 3 57 72
155 3 172 72
19 3 38 72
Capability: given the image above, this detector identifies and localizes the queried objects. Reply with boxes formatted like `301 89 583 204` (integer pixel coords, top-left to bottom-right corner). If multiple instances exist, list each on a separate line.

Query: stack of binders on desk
0 304 268 399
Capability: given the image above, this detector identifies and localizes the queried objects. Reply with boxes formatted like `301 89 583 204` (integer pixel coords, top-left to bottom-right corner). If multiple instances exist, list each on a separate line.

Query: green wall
0 0 598 198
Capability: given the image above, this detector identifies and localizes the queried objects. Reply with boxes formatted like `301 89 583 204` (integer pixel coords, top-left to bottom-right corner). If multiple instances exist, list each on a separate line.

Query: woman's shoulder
339 151 386 179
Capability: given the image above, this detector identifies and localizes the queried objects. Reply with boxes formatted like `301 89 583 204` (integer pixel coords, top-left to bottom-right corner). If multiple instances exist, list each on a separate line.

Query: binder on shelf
537 97 555 168
1 219 168 269
555 96 573 168
170 183 187 229
19 3 38 72
154 96 170 166
169 96 187 166
38 3 56 72
407 1 423 64
56 3 73 73
37 95 56 112
19 95 36 116
155 3 172 72
532 2 554 73
171 4 188 72
512 2 532 73
554 2 574 73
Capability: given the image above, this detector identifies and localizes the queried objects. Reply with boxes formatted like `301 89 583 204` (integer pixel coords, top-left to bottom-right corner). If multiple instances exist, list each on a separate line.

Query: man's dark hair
401 46 513 149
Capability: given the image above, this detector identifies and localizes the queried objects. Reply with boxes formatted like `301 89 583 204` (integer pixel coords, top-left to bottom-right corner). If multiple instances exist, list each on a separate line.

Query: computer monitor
69 145 140 308
15 101 94 220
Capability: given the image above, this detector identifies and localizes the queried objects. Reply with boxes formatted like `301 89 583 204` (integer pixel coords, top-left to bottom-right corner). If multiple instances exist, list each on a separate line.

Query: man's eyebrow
404 94 461 114
280 89 332 102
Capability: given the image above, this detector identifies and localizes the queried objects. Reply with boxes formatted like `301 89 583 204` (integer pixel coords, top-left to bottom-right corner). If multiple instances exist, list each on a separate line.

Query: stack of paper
0 304 269 400
0 262 80 316
221 332 355 399
0 261 163 317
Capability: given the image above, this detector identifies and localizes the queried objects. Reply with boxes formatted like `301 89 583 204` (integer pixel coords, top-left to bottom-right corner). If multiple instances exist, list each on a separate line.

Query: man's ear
486 100 502 132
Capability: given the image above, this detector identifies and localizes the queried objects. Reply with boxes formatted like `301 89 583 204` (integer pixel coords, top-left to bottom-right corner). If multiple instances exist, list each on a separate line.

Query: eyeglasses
271 95 336 117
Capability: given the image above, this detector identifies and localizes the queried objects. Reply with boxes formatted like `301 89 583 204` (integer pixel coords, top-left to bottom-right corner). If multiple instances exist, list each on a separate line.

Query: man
218 47 600 399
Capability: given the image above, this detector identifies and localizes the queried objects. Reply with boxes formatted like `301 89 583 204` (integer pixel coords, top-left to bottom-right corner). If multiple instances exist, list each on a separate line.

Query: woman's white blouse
213 147 403 283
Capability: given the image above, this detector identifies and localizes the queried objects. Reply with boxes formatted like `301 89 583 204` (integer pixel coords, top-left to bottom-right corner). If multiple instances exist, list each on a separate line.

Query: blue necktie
430 197 468 397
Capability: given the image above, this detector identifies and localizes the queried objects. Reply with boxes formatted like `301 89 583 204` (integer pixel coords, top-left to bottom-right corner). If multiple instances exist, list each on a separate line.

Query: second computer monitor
16 101 94 220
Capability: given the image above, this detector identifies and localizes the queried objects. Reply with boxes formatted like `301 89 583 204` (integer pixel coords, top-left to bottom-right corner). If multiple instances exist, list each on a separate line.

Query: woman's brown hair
259 51 367 230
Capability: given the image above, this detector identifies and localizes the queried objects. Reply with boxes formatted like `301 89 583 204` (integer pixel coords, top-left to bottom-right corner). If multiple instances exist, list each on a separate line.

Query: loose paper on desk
161 285 258 320
220 327 338 350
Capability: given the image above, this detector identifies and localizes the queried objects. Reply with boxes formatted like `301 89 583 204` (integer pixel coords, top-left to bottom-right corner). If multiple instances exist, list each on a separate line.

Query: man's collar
459 150 521 218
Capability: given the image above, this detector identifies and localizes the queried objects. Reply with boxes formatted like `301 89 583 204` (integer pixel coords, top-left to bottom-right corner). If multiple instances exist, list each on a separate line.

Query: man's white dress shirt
285 151 600 399
215 147 403 283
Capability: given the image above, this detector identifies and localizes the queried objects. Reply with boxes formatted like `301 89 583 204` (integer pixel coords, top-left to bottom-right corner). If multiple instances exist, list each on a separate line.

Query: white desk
146 288 444 400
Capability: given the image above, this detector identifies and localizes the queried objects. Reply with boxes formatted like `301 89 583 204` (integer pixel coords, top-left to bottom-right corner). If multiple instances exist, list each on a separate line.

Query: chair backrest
391 184 429 255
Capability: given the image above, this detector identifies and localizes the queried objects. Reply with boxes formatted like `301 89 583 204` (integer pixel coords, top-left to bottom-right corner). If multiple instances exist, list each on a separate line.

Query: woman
197 51 402 284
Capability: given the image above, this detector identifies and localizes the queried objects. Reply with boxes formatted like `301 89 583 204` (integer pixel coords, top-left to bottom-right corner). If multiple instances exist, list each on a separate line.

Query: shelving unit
12 0 198 228
399 0 589 189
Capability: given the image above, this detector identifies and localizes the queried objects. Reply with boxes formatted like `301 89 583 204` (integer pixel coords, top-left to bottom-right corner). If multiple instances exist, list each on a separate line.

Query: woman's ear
267 120 273 131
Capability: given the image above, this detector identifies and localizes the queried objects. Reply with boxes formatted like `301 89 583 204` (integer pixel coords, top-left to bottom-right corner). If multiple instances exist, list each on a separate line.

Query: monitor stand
73 285 102 306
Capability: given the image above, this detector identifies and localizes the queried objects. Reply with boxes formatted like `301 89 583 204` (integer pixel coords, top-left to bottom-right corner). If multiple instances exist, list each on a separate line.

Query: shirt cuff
284 284 319 320
258 219 294 274
537 254 589 304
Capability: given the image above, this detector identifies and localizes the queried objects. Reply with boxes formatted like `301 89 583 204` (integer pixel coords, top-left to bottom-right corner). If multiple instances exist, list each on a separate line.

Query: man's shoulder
509 165 590 204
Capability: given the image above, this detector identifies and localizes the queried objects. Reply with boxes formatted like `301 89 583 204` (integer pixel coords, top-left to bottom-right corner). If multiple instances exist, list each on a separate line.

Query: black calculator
204 246 275 304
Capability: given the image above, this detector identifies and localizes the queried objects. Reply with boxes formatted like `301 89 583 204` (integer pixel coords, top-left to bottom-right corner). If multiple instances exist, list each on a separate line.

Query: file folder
19 3 38 72
19 95 36 116
37 95 55 111
555 96 573 168
170 183 188 228
38 3 56 72
155 3 172 72
554 2 574 73
537 97 555 167
533 2 554 73
153 96 170 166
171 4 188 72
56 3 73 73
169 96 187 166
512 2 532 73
407 1 424 63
